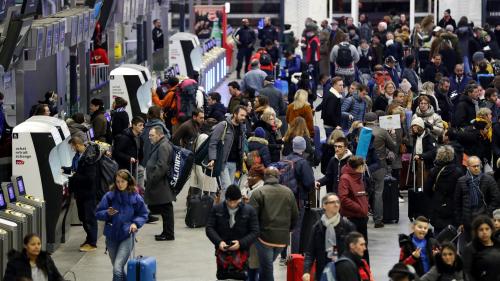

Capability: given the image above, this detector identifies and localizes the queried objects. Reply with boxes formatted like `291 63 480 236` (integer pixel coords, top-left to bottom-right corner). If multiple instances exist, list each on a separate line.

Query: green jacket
249 175 299 245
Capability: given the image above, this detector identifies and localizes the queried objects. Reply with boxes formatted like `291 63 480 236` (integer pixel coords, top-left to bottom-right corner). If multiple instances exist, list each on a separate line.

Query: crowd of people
6 9 500 281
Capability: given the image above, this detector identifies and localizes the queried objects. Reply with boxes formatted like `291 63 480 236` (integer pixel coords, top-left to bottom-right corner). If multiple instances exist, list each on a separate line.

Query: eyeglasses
325 200 341 205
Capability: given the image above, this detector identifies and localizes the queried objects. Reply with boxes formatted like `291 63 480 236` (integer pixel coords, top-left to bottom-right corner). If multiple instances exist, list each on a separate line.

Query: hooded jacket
3 249 63 281
420 253 465 281
209 117 246 166
454 94 477 128
399 233 439 277
113 127 143 170
206 102 227 122
338 164 369 218
412 106 444 138
247 136 272 167
318 150 352 193
424 162 463 230
254 119 281 163
96 190 149 242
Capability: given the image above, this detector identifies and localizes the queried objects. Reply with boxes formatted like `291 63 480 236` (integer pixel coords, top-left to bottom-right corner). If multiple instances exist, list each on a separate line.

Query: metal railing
90 63 110 91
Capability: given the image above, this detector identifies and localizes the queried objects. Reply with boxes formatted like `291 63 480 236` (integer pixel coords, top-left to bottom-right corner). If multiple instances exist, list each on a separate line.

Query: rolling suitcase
408 160 429 221
287 254 316 281
185 170 215 228
298 190 323 254
382 176 399 224
127 235 157 281
399 153 412 190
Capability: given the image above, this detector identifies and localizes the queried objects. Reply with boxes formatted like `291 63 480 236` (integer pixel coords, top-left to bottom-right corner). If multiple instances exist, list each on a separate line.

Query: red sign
16 160 24 165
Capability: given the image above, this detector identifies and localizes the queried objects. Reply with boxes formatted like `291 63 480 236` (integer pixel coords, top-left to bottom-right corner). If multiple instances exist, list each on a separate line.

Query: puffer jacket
454 172 500 227
247 136 272 167
420 252 465 281
399 233 439 277
338 164 369 218
318 150 352 193
412 106 444 139
3 250 63 281
341 92 366 130
423 162 463 231
96 190 149 242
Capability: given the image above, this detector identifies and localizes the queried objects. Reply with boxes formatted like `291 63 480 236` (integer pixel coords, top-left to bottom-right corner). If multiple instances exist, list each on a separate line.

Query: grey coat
365 123 398 169
208 117 245 166
145 137 175 205
259 84 286 116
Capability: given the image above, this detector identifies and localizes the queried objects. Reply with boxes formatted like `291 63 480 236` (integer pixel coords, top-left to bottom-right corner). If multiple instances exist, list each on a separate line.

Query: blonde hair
348 121 364 135
421 81 435 96
293 89 310 110
261 107 277 124
384 81 397 94
284 117 310 142
477 107 492 120
327 129 345 145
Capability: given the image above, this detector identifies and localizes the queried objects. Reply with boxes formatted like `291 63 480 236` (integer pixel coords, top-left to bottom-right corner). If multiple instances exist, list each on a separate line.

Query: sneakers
79 244 97 252
374 222 385 228
279 257 287 266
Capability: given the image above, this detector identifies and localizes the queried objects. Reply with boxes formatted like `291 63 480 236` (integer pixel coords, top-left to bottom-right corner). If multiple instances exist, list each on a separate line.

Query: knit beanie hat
254 127 266 138
364 112 378 123
411 117 425 129
473 51 485 63
400 79 412 93
293 136 307 153
493 209 500 219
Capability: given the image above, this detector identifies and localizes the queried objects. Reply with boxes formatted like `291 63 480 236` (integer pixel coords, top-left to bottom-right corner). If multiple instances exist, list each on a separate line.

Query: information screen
16 176 25 196
0 190 6 210
7 183 16 202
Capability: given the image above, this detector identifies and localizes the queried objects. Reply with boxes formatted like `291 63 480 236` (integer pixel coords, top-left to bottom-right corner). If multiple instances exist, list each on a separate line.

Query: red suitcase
287 254 316 281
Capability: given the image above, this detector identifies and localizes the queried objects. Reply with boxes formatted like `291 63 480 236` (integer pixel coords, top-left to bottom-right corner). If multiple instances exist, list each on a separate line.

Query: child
494 209 500 241
398 216 439 277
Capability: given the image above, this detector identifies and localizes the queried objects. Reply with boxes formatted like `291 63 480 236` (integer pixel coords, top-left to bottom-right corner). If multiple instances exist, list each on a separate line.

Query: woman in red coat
338 155 370 262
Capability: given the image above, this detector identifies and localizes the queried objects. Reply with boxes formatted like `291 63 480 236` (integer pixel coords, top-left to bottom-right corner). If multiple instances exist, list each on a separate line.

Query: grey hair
151 126 165 136
321 193 339 206
435 145 455 163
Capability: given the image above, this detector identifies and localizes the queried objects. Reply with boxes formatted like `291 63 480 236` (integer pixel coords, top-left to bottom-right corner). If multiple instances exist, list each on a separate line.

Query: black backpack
259 53 272 66
336 43 353 68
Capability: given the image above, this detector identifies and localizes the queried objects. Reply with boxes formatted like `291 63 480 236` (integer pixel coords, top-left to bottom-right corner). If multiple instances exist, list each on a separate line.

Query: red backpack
175 79 198 124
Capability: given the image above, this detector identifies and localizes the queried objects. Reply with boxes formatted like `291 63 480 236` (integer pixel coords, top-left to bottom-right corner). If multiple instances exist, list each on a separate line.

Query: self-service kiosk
169 32 203 79
0 188 29 250
12 120 71 252
3 182 45 250
109 64 153 120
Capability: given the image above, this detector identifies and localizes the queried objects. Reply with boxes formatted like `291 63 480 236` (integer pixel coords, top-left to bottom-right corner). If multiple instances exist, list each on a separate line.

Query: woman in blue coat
96 169 149 281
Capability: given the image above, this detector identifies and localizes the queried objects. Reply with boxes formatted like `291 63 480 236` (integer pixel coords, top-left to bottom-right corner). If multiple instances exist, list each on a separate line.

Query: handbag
216 249 249 280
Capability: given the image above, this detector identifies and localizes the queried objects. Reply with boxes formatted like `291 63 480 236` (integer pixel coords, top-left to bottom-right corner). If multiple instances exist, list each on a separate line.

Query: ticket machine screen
0 190 6 210
16 176 26 196
89 128 95 140
6 183 16 202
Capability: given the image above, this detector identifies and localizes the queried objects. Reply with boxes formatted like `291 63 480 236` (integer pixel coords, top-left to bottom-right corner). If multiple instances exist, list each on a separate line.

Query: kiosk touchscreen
11 175 46 250
0 188 28 250
2 183 37 238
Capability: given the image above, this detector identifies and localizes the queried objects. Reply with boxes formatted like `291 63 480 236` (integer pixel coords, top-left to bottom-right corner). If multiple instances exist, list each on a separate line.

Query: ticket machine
11 175 46 250
169 32 203 79
12 120 71 252
0 188 29 250
0 228 9 276
109 64 153 120
0 219 18 252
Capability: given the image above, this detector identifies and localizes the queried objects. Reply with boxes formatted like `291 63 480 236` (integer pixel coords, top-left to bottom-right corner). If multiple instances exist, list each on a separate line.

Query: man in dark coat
259 76 286 117
172 108 204 150
152 19 164 51
233 18 256 79
320 76 343 138
435 77 453 123
316 137 353 193
89 98 109 143
145 126 175 241
422 54 449 83
258 17 279 47
453 83 480 128
455 156 500 242
206 185 260 280
335 232 373 281
64 137 100 251
206 92 227 122
113 116 145 171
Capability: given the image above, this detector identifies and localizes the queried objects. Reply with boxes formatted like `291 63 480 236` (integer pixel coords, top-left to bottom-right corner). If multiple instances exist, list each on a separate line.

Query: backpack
320 257 358 281
176 79 198 124
168 142 194 195
259 52 272 66
269 154 303 196
336 43 353 68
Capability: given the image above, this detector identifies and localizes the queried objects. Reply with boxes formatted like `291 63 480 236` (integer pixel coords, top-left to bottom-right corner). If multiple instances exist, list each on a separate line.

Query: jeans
76 198 98 245
255 240 284 281
372 167 386 224
220 162 238 200
106 236 133 281
149 203 174 237
324 127 334 141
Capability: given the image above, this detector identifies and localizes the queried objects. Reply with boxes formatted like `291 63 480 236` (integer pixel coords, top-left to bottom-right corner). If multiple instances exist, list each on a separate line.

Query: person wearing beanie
151 76 180 131
249 168 299 280
364 111 398 228
248 127 272 167
493 209 500 241
206 184 260 280
388 262 417 281
411 116 438 185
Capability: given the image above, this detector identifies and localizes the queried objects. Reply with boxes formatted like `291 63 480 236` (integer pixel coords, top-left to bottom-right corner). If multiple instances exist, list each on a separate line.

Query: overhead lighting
225 2 230 14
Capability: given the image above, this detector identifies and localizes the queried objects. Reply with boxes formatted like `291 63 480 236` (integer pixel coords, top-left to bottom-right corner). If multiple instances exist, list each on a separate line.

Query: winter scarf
228 206 239 228
415 131 426 155
475 117 492 141
466 169 483 208
321 213 341 259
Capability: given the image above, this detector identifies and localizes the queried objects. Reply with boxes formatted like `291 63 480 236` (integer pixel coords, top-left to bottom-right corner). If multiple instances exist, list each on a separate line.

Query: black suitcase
408 160 429 221
298 190 323 254
185 191 214 228
383 176 399 224
435 225 461 244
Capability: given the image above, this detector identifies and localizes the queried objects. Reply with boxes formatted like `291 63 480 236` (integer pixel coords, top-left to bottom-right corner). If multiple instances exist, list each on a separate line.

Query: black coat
321 89 342 128
412 131 438 169
422 63 449 83
454 173 500 227
3 250 63 281
66 143 100 200
335 251 371 281
113 128 143 170
205 201 260 250
462 239 500 281
247 136 272 167
303 216 356 281
319 152 352 193
449 126 491 164
435 89 453 123
453 94 477 128
424 162 464 230
320 143 335 175
111 110 129 139
206 102 227 122
399 233 439 276
254 120 282 163
373 94 389 112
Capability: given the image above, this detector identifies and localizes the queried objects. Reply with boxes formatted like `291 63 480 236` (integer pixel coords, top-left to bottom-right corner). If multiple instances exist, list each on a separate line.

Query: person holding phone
96 170 149 281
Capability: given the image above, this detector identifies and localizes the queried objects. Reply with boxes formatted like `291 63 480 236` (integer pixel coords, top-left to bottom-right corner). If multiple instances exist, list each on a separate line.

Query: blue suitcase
355 127 373 159
313 126 322 162
127 237 157 281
